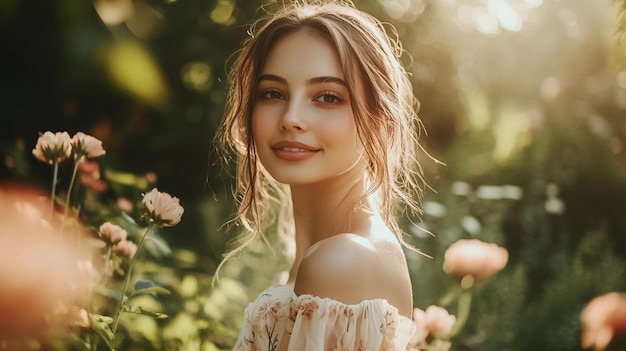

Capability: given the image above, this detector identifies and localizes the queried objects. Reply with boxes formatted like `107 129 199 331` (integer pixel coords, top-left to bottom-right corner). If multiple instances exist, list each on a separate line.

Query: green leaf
106 169 147 188
96 286 126 301
119 211 139 226
128 305 169 319
132 279 171 296
88 313 123 350
145 234 172 256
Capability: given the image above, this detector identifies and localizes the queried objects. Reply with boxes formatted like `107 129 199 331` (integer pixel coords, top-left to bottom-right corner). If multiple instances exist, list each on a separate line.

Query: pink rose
443 239 508 280
581 292 626 351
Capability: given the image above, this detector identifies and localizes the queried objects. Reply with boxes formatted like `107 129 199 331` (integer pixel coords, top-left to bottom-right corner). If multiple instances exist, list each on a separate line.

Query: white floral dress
233 284 416 351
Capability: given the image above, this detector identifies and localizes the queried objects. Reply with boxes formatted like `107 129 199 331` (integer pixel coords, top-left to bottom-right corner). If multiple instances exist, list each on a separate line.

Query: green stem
51 159 59 216
65 156 80 218
90 332 98 351
84 246 112 351
437 288 459 308
449 290 472 337
111 224 155 334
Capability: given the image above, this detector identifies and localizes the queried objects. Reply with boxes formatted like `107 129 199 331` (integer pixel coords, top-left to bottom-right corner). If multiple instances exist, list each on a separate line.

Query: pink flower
409 305 456 348
116 197 134 213
78 161 108 192
581 292 626 351
76 308 91 328
71 132 106 160
99 222 128 244
77 159 100 174
32 131 72 164
115 239 138 257
443 239 509 281
79 173 109 193
145 172 158 184
0 184 87 338
78 160 109 193
142 188 183 227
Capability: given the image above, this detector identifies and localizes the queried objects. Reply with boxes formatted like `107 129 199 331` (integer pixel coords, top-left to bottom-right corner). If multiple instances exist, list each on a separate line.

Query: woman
216 1 426 349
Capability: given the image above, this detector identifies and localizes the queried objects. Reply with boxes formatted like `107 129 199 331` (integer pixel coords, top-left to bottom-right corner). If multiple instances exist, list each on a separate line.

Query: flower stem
449 290 472 337
90 332 98 351
51 159 59 216
65 156 80 219
111 224 155 334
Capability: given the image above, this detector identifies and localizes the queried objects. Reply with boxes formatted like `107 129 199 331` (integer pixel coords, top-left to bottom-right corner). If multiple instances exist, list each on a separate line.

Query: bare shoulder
293 233 412 316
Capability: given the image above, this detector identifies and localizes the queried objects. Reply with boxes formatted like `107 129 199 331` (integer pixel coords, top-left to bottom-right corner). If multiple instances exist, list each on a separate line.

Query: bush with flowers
0 131 192 350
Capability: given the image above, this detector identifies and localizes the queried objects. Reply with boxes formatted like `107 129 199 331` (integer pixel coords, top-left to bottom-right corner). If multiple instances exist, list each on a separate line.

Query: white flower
32 131 72 164
71 132 106 160
142 188 183 227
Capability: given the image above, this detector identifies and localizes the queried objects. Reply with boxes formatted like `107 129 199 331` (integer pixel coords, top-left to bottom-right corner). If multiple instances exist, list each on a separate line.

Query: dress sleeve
287 294 416 351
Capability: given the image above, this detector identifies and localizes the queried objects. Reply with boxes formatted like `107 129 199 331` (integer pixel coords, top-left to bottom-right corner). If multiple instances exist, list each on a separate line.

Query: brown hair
214 0 427 278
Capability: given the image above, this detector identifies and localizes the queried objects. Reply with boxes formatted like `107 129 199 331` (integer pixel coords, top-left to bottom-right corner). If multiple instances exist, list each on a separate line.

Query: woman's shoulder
294 233 412 314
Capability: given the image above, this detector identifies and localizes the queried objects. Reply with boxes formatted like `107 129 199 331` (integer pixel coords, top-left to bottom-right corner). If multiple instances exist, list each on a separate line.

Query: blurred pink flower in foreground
409 305 456 351
0 184 87 338
143 188 184 227
99 222 128 244
581 292 626 351
71 132 106 160
32 131 72 164
443 239 509 281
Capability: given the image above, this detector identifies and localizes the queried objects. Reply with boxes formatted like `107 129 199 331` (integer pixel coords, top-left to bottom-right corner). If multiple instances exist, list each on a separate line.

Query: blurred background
1 0 626 350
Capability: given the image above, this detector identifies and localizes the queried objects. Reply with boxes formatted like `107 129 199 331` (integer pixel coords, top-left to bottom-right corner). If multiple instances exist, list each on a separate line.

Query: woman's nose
280 97 308 132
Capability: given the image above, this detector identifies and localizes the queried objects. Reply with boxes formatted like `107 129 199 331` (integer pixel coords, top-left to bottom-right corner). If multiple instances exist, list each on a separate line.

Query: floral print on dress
233 284 415 351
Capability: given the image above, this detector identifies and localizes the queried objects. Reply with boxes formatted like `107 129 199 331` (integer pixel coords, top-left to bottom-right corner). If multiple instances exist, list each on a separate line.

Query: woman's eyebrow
258 74 347 87
258 74 287 85
307 76 347 87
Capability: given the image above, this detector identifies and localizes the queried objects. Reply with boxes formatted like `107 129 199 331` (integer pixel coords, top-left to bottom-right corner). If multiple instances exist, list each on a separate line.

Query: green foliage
2 0 626 350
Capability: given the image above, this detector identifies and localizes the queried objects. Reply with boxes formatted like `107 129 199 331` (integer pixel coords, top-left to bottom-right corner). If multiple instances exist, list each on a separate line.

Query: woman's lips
271 141 320 161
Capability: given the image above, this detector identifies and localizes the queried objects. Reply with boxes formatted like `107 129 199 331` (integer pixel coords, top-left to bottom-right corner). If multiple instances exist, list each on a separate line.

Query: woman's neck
289 167 374 258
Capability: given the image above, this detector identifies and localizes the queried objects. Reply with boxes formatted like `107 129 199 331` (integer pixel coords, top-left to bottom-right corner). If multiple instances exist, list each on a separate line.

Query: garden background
1 0 626 350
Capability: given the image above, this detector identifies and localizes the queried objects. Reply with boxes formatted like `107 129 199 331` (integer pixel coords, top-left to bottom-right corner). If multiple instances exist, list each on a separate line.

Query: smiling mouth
271 144 319 161
276 147 309 152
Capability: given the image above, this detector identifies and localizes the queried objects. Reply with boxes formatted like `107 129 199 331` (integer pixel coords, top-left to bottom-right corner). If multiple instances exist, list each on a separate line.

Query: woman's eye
259 89 285 100
314 92 343 104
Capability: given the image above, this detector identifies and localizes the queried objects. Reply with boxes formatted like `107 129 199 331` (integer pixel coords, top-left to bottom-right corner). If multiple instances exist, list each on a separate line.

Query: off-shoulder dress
233 284 416 351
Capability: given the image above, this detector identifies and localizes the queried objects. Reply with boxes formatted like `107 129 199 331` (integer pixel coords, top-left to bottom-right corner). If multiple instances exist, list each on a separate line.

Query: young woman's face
252 31 365 186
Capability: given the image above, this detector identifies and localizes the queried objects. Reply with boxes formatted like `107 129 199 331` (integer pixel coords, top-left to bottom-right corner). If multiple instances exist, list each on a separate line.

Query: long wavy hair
214 0 428 278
